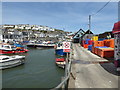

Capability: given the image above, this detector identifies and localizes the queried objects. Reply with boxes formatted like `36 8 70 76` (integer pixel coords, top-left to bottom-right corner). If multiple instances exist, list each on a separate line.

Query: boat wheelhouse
54 42 67 56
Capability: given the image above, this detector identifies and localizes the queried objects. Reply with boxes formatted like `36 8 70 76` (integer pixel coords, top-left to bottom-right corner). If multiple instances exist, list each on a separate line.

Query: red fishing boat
0 44 28 54
55 58 66 69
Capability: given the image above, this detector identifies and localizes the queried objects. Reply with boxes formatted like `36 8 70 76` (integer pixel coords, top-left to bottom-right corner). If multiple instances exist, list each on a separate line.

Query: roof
67 33 74 36
81 30 93 38
73 29 85 38
112 21 120 34
86 30 93 34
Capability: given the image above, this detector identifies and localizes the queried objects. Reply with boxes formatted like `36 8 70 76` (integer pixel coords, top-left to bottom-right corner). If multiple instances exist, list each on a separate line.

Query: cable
92 0 112 16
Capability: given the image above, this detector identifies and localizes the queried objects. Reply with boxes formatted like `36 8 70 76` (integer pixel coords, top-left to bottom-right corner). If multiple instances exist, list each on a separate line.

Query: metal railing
53 58 71 89
53 44 73 90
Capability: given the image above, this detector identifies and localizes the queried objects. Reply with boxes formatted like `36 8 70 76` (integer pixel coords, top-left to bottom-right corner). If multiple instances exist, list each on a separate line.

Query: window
2 58 9 60
4 46 10 49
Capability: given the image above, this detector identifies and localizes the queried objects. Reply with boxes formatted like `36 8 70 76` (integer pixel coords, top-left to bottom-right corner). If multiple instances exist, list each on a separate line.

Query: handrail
52 43 73 89
55 73 70 89
53 52 72 89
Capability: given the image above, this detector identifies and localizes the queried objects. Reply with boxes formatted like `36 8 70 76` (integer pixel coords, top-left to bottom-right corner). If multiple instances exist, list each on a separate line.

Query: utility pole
88 15 91 30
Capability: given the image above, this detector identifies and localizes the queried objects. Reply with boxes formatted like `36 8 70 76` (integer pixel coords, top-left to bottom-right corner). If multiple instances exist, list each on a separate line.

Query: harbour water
2 48 64 88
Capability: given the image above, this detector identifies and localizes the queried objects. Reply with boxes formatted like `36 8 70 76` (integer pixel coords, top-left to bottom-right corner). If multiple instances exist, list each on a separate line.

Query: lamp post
88 15 91 30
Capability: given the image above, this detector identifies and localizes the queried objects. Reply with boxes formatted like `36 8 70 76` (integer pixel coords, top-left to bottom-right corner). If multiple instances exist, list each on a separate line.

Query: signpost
63 42 71 52
63 41 71 88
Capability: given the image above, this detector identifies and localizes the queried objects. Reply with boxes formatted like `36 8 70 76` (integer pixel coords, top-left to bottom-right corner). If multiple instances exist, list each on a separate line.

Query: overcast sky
2 2 118 34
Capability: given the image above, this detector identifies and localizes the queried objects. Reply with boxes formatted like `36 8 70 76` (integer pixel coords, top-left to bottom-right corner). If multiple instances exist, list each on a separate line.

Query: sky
2 2 118 34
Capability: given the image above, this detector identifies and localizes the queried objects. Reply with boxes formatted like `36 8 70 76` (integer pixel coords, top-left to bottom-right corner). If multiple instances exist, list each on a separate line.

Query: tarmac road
68 44 119 88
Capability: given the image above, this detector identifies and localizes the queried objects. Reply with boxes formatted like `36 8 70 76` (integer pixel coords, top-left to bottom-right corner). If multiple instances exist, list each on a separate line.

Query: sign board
63 42 71 52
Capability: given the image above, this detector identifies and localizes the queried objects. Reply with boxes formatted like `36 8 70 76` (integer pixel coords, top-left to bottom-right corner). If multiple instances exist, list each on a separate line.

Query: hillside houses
0 24 65 42
2 24 55 31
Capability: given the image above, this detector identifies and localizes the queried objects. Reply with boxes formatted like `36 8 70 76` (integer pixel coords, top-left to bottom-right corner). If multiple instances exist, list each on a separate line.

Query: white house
25 26 32 30
3 24 15 28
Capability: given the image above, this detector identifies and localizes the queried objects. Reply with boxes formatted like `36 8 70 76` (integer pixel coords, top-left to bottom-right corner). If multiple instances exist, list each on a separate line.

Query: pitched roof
81 30 93 38
73 29 85 38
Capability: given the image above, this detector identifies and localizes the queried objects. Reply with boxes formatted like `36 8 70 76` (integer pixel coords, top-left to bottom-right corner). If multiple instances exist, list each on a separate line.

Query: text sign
63 49 71 52
63 42 71 52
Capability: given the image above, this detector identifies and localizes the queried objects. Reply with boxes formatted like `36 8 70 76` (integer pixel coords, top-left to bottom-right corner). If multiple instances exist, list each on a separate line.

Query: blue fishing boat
14 42 28 52
54 42 66 56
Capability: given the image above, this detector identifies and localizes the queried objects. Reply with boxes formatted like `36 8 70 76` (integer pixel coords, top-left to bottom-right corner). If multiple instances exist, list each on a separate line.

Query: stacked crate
97 48 114 58
92 36 98 41
92 39 114 58
82 39 93 48
83 37 114 58
92 41 98 53
88 45 92 51
103 39 114 48
93 41 104 54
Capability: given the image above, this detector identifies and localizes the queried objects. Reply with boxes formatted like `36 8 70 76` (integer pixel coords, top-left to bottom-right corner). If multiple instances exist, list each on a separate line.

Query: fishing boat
0 55 25 69
26 40 36 47
14 43 29 52
54 42 66 56
35 41 55 48
0 44 27 54
55 58 66 69
0 44 16 54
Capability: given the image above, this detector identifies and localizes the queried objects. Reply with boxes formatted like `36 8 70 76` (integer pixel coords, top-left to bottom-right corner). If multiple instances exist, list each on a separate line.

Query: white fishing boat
26 40 36 47
0 55 25 69
35 41 55 48
0 44 16 51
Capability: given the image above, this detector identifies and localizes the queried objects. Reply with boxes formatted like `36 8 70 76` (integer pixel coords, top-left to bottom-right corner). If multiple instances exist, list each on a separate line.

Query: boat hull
56 63 65 69
55 49 66 56
36 45 54 48
0 58 25 69
0 50 27 54
55 58 66 69
26 44 36 47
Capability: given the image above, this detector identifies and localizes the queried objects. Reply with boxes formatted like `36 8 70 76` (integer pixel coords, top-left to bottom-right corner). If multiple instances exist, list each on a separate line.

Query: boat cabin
0 44 16 50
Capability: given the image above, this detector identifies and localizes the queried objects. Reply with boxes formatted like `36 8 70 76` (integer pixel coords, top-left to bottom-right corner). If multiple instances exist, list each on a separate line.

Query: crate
85 39 91 44
88 40 93 45
92 41 98 47
97 48 114 58
92 41 104 47
92 36 98 41
103 39 114 48
94 47 98 54
94 46 108 55
83 44 89 48
88 45 92 51
109 39 114 48
97 41 104 47
103 39 110 47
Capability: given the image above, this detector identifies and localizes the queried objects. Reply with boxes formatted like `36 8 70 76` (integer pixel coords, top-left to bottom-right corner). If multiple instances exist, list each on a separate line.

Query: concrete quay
68 43 119 88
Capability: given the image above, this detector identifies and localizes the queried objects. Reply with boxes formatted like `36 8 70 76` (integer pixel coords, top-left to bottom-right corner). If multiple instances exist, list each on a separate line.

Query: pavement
68 43 119 88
